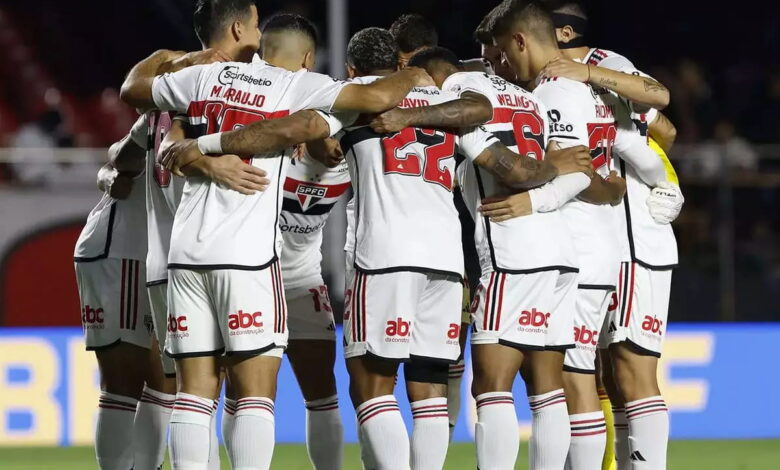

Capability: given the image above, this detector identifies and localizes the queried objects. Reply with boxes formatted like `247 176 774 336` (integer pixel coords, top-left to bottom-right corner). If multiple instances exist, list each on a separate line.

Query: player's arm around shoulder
332 67 435 113
370 90 492 134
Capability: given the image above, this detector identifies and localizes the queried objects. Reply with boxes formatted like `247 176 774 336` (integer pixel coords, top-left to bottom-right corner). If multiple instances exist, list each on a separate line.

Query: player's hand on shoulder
307 138 345 168
546 145 593 176
647 181 684 224
370 108 411 134
160 138 201 177
606 170 627 205
540 57 589 83
479 193 532 222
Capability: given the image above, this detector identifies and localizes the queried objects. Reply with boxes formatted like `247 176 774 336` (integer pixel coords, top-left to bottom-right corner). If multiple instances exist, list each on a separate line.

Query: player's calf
405 361 449 470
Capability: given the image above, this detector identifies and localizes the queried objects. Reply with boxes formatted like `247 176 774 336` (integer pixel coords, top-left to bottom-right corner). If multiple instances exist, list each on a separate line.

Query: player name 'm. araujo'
209 84 267 107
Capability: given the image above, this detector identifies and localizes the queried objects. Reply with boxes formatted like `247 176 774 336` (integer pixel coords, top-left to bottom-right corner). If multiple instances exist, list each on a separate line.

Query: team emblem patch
296 184 327 211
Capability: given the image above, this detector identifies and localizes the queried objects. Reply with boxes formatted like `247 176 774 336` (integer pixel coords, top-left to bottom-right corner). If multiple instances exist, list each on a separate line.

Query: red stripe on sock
572 429 608 437
626 399 665 410
571 417 607 425
531 398 567 410
413 413 449 419
476 400 514 408
358 407 400 425
173 405 213 416
99 404 137 412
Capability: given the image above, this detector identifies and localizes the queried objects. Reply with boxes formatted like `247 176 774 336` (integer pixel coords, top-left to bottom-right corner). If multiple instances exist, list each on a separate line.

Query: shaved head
261 14 318 70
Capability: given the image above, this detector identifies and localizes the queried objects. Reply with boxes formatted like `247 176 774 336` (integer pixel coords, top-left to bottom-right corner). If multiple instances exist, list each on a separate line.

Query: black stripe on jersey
473 163 499 272
281 198 337 216
618 261 630 327
492 130 517 148
146 279 168 287
498 265 579 275
73 203 117 263
619 160 679 270
168 255 279 271
549 134 579 140
355 263 463 281
488 273 502 331
578 283 616 291
340 127 381 156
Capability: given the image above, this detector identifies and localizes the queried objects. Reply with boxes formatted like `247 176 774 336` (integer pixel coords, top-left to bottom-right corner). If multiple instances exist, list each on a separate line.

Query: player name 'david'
210 85 266 107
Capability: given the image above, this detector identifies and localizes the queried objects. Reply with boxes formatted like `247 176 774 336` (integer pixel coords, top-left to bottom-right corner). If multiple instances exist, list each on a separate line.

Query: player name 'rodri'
496 93 540 114
595 104 615 119
210 85 266 107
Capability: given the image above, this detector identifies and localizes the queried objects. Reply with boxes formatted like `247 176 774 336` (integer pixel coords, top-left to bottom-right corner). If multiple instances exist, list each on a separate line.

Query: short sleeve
442 72 487 98
128 114 149 148
458 125 499 161
533 82 588 148
151 64 209 112
288 71 350 114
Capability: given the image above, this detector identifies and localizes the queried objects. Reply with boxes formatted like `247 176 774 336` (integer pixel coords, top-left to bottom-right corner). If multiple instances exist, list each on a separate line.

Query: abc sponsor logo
81 305 104 329
517 308 550 330
641 315 664 337
228 310 264 336
385 317 411 343
167 314 189 339
446 323 460 345
574 325 598 346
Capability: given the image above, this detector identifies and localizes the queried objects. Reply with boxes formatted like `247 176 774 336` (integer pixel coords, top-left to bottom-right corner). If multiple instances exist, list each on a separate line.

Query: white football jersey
150 59 348 270
74 115 148 262
533 76 621 288
281 149 350 290
443 72 577 275
145 111 185 285
585 48 678 268
336 77 498 278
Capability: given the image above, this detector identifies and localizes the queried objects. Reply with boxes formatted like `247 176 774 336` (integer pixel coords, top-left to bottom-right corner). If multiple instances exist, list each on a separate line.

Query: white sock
357 415 377 470
168 393 214 470
613 407 630 470
133 386 175 470
447 361 465 441
355 395 410 470
566 411 607 470
305 395 343 470
207 400 220 470
625 396 669 470
222 397 237 461
410 397 449 470
528 389 570 470
229 397 276 470
96 392 138 470
474 392 519 470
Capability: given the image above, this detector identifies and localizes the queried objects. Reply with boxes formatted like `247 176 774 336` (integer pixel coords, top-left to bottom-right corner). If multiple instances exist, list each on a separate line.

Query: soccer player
73 117 151 470
390 13 439 68
120 10 432 469
540 2 684 469
330 27 590 470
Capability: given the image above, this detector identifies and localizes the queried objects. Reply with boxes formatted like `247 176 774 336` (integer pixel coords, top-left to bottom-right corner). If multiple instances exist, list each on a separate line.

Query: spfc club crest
296 184 327 211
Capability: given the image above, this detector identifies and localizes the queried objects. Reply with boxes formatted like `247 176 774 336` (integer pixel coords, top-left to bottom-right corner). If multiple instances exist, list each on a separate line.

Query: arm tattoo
597 77 619 88
221 111 326 156
643 79 668 93
404 93 492 129
485 142 556 188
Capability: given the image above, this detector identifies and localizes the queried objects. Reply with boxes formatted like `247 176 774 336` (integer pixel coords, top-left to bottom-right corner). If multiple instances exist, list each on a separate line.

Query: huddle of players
72 0 684 469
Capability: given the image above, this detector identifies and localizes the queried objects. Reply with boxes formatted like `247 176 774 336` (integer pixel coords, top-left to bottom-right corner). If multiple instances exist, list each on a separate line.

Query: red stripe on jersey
487 107 518 125
360 273 368 342
283 178 351 198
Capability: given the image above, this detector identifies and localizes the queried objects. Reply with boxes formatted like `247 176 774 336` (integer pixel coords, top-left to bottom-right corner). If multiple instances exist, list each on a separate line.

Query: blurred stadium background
0 0 778 468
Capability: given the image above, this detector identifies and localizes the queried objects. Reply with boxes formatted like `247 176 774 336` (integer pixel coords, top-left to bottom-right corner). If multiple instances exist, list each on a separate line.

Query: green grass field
1 441 778 470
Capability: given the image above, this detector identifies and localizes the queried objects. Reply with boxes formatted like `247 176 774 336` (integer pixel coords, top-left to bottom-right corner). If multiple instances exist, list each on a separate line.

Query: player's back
340 79 463 278
444 71 576 274
154 59 347 270
533 76 620 287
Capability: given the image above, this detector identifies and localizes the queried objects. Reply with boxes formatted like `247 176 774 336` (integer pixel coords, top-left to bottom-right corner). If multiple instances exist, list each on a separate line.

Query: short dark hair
262 13 318 47
347 27 399 75
408 46 460 69
389 14 438 53
542 0 587 21
487 0 557 44
194 0 256 45
474 12 495 45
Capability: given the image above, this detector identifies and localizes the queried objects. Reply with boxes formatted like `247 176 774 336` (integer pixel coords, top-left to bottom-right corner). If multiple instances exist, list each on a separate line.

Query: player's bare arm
108 130 146 177
648 111 677 153
332 67 434 113
540 57 670 109
119 48 230 110
369 91 492 133
579 170 626 205
219 110 331 156
476 142 567 189
160 120 270 195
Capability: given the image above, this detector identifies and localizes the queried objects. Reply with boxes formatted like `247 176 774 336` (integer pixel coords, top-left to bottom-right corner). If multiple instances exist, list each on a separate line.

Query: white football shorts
470 270 577 351
147 282 176 376
563 287 613 373
166 263 287 358
285 284 336 341
75 258 152 350
601 262 672 357
343 266 462 363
